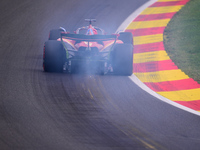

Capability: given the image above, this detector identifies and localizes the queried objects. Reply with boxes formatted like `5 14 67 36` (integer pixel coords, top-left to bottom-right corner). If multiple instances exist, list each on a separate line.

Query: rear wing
61 33 117 42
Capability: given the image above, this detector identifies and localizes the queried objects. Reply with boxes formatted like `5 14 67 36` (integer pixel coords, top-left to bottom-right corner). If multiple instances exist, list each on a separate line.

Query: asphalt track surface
1 0 200 149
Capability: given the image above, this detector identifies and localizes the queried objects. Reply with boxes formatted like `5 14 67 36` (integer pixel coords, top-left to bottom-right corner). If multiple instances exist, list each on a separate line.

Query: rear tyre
112 44 133 76
43 40 66 72
98 61 107 75
70 60 78 74
49 29 64 40
118 32 133 44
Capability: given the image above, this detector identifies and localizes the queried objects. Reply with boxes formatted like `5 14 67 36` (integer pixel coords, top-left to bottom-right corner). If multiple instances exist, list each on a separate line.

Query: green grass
164 0 200 83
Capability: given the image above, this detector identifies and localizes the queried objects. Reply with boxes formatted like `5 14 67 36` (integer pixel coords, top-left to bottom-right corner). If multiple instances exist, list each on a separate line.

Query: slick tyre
49 29 64 40
118 32 133 45
112 44 133 76
43 40 66 72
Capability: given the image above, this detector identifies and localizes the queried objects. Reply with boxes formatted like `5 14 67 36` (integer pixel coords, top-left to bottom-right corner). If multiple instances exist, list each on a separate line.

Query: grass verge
164 0 200 83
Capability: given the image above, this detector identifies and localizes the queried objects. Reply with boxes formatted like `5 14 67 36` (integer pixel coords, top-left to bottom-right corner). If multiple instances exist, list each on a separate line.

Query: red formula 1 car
43 19 133 75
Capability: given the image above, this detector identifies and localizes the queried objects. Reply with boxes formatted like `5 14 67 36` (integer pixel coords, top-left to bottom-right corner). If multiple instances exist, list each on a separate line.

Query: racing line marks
125 0 200 112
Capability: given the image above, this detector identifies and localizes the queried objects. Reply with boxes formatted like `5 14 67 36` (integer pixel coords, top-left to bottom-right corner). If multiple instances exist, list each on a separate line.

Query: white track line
117 0 200 116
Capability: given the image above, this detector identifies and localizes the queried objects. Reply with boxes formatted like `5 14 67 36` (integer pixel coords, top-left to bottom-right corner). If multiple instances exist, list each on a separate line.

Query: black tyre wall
43 40 66 72
112 44 133 76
